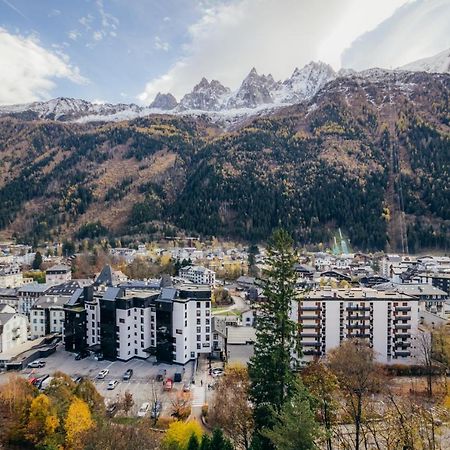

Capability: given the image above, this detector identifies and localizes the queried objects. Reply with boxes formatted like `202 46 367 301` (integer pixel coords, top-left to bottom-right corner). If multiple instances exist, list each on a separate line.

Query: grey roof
160 287 177 301
374 283 448 298
66 288 83 307
236 276 256 285
0 288 17 297
102 287 124 302
95 265 114 286
227 326 256 345
33 295 68 309
46 281 89 296
0 312 14 325
17 283 51 294
46 264 71 272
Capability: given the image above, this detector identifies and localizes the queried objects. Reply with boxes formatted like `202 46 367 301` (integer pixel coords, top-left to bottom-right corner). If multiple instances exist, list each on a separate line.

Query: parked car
163 378 173 391
72 376 83 384
123 368 133 380
94 353 104 361
106 403 117 417
150 400 162 419
75 350 89 360
107 380 119 390
183 383 191 392
174 372 182 382
211 368 224 377
27 360 46 368
97 369 109 379
137 402 150 417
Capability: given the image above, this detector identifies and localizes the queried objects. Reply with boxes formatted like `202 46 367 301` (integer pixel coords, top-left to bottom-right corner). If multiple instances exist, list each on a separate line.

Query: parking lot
0 345 197 417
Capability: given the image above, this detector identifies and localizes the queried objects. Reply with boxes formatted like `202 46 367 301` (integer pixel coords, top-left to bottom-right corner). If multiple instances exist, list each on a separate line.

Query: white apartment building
0 265 25 288
45 264 71 285
30 295 66 338
0 304 28 354
17 283 51 316
77 283 212 364
293 288 419 364
179 265 216 286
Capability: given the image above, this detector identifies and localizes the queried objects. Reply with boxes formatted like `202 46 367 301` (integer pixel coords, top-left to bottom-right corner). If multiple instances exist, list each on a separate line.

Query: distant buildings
45 264 71 285
0 304 28 354
179 265 216 286
30 295 66 339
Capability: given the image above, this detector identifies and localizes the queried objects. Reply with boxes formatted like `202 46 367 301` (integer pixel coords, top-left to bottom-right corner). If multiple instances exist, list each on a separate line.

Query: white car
137 402 150 417
211 368 224 377
97 369 109 379
107 380 119 390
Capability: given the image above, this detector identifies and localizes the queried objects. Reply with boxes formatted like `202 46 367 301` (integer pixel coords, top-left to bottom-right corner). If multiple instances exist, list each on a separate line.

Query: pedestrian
201 379 203 387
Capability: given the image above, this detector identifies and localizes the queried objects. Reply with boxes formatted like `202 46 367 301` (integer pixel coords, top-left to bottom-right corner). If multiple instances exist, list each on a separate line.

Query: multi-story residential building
0 265 27 288
415 272 450 295
293 288 419 364
30 295 67 339
45 264 71 285
179 265 216 286
65 280 212 364
17 283 51 316
0 288 19 310
0 304 28 354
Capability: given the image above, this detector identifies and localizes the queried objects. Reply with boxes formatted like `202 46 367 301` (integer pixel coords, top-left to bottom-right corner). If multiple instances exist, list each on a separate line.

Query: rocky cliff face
179 78 230 111
149 93 178 110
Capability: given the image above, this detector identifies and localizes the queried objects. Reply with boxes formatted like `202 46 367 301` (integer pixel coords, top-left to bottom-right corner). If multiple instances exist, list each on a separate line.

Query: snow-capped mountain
179 78 230 111
0 57 448 124
399 48 450 73
227 68 279 109
149 92 178 110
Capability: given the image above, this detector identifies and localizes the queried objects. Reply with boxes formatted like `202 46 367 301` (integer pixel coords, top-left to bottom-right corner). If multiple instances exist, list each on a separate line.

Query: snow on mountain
179 78 230 111
149 92 178 110
399 48 450 73
1 58 447 125
227 68 279 109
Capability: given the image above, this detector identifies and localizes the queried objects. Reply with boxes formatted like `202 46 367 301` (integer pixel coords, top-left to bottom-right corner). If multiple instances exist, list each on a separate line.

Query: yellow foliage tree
162 420 202 450
65 397 94 449
26 394 59 446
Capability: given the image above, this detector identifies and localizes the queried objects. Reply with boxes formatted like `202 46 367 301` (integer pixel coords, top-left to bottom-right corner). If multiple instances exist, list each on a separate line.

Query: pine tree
210 428 234 450
32 251 42 270
248 229 301 450
200 434 211 450
187 433 200 450
262 381 318 450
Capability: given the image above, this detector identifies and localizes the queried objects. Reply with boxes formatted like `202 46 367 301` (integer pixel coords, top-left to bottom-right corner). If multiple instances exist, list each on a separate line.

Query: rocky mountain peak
179 77 230 111
150 92 178 110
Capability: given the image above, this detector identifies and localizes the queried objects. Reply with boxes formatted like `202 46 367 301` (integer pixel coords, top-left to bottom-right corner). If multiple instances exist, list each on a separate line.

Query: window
176 329 182 334
197 319 201 325
141 333 144 339
197 335 201 341
206 302 210 308
206 318 210 325
185 320 188 327
197 344 201 350
206 335 210 341
191 352 195 358
197 326 201 333
127 310 131 316
206 326 210 333
119 318 125 323
196 311 201 317
141 309 144 315
197 302 201 308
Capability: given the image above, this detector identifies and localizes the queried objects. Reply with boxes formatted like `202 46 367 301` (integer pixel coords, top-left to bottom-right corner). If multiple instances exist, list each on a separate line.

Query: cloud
138 0 409 103
0 28 87 105
93 31 103 41
154 36 170 52
68 30 81 41
48 8 61 18
342 0 450 70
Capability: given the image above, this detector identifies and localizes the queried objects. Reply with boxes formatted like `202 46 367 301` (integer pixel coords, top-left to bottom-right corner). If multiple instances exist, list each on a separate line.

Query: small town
0 234 450 449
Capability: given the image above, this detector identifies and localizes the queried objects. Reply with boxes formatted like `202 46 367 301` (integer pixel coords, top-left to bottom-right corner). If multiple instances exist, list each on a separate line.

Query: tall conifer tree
248 229 301 450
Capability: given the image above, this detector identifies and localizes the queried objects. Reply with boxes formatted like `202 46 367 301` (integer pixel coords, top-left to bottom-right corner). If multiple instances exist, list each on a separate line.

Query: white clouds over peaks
138 0 409 103
0 28 87 105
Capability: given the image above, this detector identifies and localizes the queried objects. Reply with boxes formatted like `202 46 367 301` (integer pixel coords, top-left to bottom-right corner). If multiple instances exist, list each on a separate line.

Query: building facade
45 264 72 285
30 295 66 339
294 288 419 364
179 266 216 286
0 304 28 353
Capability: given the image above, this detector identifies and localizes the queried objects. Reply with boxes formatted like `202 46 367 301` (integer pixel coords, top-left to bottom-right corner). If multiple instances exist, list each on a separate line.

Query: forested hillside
0 71 448 252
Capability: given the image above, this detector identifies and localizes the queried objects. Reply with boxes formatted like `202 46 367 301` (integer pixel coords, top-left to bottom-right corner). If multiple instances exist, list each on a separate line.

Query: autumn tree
328 340 381 450
171 391 192 420
162 420 203 450
418 331 435 397
302 361 338 450
209 365 253 449
65 397 94 449
262 381 318 450
74 379 104 416
119 390 134 415
26 394 59 448
248 229 301 450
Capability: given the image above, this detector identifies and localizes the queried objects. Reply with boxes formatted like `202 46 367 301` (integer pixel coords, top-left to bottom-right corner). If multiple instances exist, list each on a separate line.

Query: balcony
347 324 370 329
395 333 411 338
348 315 371 321
346 306 371 312
395 323 411 330
347 333 371 339
394 316 411 322
302 341 321 347
300 306 321 312
394 350 411 357
395 306 411 312
300 333 320 338
301 324 320 329
394 342 411 348
300 315 320 320
303 349 321 356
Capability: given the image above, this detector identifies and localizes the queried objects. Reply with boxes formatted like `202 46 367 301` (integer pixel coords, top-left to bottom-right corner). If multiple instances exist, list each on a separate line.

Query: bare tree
328 340 381 450
418 331 434 397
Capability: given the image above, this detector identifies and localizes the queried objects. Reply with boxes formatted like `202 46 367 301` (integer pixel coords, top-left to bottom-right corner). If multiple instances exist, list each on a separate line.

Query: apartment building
293 288 419 364
0 304 28 354
65 281 212 364
0 265 27 289
30 295 66 339
179 265 216 286
45 264 71 285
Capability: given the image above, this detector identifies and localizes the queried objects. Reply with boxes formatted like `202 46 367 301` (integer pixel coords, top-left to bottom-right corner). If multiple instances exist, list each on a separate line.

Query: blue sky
1 0 449 106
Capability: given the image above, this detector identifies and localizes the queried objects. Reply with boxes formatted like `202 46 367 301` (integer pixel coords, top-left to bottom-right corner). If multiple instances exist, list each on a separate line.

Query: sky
0 0 449 106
